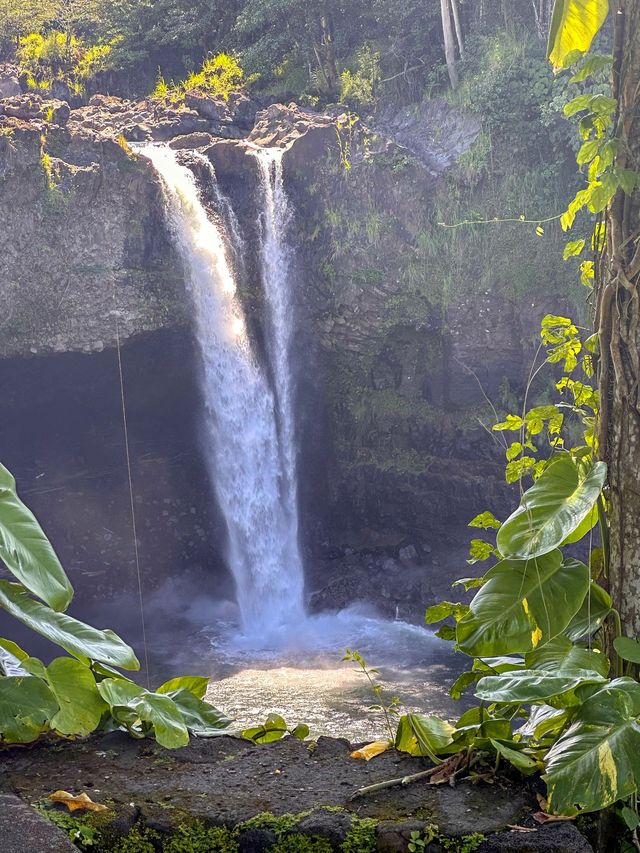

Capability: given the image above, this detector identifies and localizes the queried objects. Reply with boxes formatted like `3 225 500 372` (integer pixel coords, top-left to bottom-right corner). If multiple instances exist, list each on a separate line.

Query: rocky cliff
0 88 580 620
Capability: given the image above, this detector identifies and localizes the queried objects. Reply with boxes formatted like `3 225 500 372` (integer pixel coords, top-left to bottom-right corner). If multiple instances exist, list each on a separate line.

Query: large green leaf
565 582 611 640
170 688 232 736
476 668 606 703
526 635 609 676
497 456 606 560
544 679 640 814
0 676 58 743
0 581 139 670
547 0 610 70
456 551 589 656
0 463 73 611
97 678 189 749
395 713 456 758
156 676 209 699
46 657 107 736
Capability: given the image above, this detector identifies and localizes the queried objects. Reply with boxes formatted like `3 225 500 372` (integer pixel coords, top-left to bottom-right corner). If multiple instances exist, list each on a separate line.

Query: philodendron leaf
476 668 606 703
156 676 209 699
46 657 107 736
97 678 189 749
169 688 232 736
544 679 640 814
547 0 610 70
565 582 611 640
613 637 640 664
0 581 139 670
0 463 73 611
526 635 609 677
456 551 589 656
395 713 456 758
497 456 606 560
0 676 58 743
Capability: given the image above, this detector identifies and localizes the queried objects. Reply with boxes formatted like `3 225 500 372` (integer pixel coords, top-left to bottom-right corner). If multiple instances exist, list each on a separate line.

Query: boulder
168 132 216 150
0 65 21 99
0 94 70 126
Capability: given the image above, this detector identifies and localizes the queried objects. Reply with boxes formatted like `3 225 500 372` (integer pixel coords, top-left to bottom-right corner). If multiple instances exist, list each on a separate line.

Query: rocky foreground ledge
0 734 593 852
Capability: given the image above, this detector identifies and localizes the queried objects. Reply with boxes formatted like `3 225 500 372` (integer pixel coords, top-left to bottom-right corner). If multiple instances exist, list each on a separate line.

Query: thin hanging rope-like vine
113 297 151 689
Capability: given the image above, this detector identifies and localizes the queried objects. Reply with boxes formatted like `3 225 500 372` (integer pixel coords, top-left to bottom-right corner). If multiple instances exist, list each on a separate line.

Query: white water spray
140 145 305 639
254 149 300 553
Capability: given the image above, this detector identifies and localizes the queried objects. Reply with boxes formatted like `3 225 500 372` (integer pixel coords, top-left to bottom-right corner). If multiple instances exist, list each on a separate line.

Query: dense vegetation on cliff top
0 0 574 109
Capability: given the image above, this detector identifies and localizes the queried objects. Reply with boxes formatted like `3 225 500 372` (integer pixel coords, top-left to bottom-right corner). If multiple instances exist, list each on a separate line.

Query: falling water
254 149 300 556
140 145 305 639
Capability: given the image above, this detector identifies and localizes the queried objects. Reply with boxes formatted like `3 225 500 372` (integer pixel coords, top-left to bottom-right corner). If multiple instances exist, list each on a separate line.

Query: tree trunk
451 0 465 59
597 0 640 634
440 0 459 88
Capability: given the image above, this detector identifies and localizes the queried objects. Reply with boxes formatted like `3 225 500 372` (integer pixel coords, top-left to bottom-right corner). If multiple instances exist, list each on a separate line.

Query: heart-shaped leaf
497 456 606 560
544 679 640 814
456 551 589 656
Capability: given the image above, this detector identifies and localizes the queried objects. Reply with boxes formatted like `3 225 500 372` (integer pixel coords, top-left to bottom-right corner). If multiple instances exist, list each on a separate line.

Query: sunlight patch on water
204 605 464 741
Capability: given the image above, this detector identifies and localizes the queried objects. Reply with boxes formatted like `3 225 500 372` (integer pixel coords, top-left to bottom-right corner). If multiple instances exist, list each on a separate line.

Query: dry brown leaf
49 790 108 813
350 740 392 760
533 811 576 824
428 752 466 785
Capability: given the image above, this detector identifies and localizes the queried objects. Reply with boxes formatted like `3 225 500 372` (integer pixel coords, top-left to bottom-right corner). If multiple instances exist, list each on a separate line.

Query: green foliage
241 712 309 744
0 460 230 748
339 44 380 108
406 310 640 817
341 817 377 853
152 53 246 104
343 649 400 740
408 827 484 853
164 822 238 853
547 0 610 70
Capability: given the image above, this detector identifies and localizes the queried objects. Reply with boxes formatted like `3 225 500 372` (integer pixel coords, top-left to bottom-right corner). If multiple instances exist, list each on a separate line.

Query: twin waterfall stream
141 144 305 640
140 145 453 735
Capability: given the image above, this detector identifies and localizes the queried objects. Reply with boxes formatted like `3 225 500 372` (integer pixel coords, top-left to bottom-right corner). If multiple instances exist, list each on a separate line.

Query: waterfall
254 149 300 558
140 145 304 639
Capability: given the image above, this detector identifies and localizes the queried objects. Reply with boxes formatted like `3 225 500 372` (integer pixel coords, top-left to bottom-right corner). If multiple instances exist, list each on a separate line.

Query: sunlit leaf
547 0 610 70
497 456 606 560
526 635 609 677
456 551 589 656
156 676 209 699
395 713 455 758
